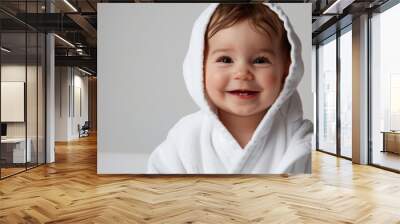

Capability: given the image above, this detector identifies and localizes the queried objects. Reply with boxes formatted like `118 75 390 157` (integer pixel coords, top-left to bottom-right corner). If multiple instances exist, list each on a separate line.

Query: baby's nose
233 67 254 81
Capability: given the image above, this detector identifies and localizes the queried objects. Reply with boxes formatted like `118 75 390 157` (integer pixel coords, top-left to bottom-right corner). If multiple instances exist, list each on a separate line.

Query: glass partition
0 1 46 179
1 31 28 177
38 32 45 165
27 31 38 169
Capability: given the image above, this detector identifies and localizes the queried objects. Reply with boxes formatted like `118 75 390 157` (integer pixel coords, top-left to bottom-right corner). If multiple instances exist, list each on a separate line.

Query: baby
147 3 312 174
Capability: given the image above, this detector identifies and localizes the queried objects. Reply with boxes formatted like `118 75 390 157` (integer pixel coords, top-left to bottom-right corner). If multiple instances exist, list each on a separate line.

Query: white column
45 0 56 163
46 32 55 163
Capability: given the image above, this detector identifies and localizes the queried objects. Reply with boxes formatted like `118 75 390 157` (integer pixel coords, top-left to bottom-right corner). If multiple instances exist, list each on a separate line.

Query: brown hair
205 3 291 60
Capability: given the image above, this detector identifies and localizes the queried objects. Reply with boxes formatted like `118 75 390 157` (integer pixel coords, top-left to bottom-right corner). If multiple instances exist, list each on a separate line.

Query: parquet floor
1 167 26 178
1 134 400 223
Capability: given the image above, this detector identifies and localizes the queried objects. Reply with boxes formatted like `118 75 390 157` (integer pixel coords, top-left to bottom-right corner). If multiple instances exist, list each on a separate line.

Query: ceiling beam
67 13 97 46
322 0 356 14
55 55 96 70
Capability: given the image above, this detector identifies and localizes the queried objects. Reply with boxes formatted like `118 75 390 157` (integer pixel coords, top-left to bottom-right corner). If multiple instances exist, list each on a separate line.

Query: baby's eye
216 56 233 64
253 56 271 64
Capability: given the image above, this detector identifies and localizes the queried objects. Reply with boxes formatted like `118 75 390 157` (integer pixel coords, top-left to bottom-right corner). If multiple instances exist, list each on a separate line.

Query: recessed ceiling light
323 0 355 14
1 47 11 53
78 67 93 76
63 0 78 12
54 34 75 48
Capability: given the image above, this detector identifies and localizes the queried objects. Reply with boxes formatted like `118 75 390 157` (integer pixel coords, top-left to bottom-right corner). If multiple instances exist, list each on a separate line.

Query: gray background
97 3 312 173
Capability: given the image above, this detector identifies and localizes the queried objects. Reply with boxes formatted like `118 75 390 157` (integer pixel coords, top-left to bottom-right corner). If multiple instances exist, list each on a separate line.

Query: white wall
1 66 26 127
284 4 313 121
312 45 316 150
72 73 89 138
55 67 89 141
55 67 69 141
98 3 312 173
1 65 39 138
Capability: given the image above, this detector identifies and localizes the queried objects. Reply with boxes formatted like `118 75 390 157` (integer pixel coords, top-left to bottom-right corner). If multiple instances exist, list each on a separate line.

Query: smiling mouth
226 90 260 98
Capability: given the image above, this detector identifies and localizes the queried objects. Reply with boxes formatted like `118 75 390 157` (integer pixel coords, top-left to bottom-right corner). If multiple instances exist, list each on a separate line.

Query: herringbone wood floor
1 134 400 224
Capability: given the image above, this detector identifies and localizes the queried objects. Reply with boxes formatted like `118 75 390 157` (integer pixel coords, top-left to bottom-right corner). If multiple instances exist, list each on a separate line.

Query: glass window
318 36 337 155
371 3 400 171
339 28 352 158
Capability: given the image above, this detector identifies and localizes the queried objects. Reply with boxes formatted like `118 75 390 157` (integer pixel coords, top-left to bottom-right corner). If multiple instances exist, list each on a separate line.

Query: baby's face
204 19 290 117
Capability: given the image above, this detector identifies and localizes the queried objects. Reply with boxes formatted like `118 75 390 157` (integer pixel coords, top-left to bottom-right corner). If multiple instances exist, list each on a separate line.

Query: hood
182 3 305 143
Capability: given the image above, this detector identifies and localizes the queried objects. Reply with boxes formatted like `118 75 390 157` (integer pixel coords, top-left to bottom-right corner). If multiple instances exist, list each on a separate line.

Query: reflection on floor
340 147 352 158
0 167 25 177
373 150 400 171
0 162 42 179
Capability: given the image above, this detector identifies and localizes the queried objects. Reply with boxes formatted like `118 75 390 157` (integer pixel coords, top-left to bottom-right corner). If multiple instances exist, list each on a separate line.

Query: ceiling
0 0 392 75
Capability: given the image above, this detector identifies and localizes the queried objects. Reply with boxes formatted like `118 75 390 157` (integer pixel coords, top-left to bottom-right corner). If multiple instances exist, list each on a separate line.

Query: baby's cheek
205 75 224 98
264 74 279 88
208 73 228 89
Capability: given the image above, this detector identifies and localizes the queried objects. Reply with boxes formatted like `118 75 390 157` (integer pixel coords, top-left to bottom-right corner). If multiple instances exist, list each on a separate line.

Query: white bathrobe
147 3 313 174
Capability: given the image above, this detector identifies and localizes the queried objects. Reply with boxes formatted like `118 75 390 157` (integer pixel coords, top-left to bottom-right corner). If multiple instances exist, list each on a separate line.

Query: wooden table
381 131 400 154
1 138 32 164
